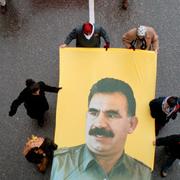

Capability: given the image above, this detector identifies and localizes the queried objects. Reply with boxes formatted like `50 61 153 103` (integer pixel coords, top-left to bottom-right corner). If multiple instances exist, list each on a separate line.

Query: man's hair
167 96 178 107
88 78 136 116
30 83 40 93
25 79 35 87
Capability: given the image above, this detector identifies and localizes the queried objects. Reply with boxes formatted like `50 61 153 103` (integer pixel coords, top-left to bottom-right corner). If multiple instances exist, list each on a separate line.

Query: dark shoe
161 169 168 177
1 5 7 14
122 0 128 10
38 122 44 127
38 120 44 127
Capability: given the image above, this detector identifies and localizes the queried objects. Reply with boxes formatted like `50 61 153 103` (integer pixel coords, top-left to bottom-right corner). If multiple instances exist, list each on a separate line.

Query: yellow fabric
55 48 157 170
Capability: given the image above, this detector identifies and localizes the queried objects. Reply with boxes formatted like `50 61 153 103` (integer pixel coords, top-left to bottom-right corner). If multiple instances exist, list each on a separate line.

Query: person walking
155 134 180 177
0 0 7 14
9 79 61 127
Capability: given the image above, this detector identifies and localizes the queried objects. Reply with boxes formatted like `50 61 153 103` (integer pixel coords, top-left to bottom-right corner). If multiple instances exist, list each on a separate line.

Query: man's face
86 92 137 157
84 31 92 35
32 89 40 96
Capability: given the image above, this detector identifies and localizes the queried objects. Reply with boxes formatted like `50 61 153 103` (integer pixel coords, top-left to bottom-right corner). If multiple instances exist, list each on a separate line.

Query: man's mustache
89 127 114 137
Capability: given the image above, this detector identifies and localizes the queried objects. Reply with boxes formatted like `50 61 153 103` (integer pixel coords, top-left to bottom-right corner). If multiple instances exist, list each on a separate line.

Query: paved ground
0 0 179 179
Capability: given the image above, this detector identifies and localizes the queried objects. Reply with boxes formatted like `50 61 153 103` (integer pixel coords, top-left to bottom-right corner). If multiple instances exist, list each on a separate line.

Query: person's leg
155 119 166 136
122 0 128 10
0 0 7 14
161 156 176 177
155 120 162 136
27 111 45 127
36 113 45 127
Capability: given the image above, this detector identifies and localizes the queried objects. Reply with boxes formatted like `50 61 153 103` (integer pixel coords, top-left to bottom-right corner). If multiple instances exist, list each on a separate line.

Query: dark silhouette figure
9 79 61 127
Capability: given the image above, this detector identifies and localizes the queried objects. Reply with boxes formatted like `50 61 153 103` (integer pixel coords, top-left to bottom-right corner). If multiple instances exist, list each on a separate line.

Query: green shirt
50 144 151 180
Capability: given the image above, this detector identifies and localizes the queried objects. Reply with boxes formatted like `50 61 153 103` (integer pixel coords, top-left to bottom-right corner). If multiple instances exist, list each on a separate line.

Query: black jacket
149 97 179 125
156 134 180 159
149 97 167 125
25 137 58 164
9 81 59 117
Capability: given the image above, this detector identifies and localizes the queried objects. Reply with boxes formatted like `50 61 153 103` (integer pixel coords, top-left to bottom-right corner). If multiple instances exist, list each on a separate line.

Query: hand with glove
58 87 62 91
9 110 16 117
104 42 110 51
171 113 177 120
130 40 136 51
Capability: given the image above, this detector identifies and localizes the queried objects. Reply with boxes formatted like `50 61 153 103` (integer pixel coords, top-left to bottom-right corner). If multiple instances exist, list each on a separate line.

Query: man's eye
107 112 120 118
88 110 99 116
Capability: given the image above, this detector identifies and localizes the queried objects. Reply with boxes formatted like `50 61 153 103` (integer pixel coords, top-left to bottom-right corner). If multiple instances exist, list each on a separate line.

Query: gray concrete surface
0 0 179 179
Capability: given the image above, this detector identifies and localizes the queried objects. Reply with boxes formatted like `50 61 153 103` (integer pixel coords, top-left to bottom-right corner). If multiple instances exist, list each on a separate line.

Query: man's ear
128 117 138 134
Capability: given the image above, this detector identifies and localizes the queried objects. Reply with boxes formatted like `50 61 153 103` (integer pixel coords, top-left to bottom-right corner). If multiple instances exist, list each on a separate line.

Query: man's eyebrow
88 108 99 112
105 110 122 118
105 110 120 114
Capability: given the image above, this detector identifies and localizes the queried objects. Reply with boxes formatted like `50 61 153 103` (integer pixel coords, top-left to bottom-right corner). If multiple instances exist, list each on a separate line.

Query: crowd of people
3 2 179 178
60 22 159 54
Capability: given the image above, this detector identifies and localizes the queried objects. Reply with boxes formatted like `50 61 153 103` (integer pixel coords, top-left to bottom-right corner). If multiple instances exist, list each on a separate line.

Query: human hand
171 113 177 120
58 87 62 91
130 40 136 51
9 111 15 117
154 49 158 54
104 42 110 51
60 44 67 48
129 46 135 51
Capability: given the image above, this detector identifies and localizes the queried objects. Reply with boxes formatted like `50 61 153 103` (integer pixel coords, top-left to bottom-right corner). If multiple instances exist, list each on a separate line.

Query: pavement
0 0 179 179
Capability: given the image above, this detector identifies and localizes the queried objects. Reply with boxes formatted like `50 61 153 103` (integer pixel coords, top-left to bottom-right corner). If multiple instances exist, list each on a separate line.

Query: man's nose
94 112 108 128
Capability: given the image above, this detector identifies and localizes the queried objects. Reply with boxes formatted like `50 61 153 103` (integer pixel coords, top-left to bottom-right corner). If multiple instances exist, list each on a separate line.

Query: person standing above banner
122 25 159 53
60 22 110 50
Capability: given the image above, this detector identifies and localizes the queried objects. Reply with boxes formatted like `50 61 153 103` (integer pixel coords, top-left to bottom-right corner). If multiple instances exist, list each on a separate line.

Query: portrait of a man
50 78 151 180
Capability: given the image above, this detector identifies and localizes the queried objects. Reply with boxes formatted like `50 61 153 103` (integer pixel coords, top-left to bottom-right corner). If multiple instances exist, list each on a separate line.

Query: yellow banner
55 48 157 170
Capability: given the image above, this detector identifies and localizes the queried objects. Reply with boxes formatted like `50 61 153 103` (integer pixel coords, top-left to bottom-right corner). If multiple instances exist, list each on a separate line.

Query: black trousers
27 110 46 126
161 155 176 172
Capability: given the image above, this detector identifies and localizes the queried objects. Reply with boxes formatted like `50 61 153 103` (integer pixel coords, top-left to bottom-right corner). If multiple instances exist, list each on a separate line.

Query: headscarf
23 135 44 156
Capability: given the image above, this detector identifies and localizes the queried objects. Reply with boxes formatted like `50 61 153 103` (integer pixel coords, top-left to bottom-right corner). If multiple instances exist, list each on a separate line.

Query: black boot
122 0 128 10
1 4 7 14
37 118 45 127
160 169 168 177
38 120 44 127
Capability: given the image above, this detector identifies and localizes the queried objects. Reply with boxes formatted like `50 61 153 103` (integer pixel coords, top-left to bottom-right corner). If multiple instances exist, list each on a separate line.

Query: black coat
156 134 180 159
9 81 59 119
149 97 167 126
25 137 58 164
